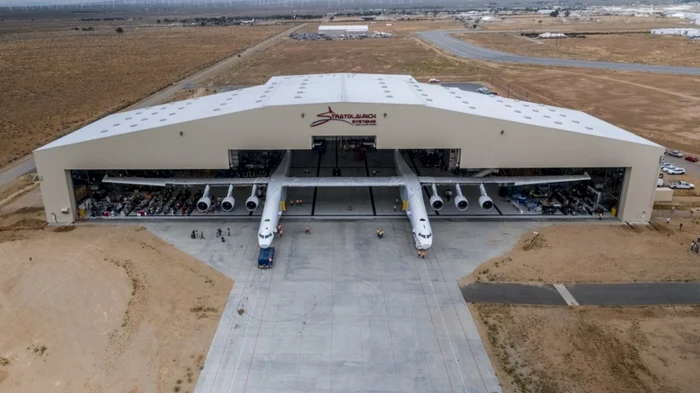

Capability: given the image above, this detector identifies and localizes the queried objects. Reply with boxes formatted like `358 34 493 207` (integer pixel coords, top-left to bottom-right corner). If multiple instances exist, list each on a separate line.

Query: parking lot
662 152 700 180
146 219 535 393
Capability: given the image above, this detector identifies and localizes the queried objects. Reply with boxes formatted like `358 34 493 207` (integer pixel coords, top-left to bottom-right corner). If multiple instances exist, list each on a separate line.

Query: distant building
538 32 567 39
318 25 369 38
651 28 700 37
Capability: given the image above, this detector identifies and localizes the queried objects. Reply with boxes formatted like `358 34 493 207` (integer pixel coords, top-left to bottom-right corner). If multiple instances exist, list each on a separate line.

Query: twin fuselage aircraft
103 150 589 250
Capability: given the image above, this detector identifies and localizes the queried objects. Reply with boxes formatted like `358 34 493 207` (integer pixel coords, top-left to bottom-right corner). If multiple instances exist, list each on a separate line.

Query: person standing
305 225 310 234
393 205 397 212
680 222 684 231
227 228 231 236
666 217 671 224
279 229 284 238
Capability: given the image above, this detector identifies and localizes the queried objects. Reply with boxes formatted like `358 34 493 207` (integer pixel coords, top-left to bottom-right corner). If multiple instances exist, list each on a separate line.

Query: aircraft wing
101 175 270 187
418 173 591 187
283 177 406 187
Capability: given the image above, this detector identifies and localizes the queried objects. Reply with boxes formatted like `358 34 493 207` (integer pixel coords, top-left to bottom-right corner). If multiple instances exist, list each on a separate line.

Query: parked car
667 150 684 158
685 156 698 162
662 165 678 172
667 168 686 175
669 181 695 190
429 78 440 84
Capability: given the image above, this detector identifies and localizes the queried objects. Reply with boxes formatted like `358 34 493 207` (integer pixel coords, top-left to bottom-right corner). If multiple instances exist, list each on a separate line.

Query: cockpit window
419 218 426 222
259 233 273 239
264 219 271 222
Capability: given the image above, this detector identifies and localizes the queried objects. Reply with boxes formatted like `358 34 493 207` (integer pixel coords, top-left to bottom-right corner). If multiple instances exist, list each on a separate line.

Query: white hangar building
34 73 663 225
318 25 369 37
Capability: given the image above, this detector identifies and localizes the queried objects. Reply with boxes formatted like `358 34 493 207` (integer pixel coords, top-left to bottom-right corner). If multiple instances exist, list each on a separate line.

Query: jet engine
221 184 235 212
430 184 444 211
197 185 212 212
454 184 469 211
478 183 494 211
245 184 259 212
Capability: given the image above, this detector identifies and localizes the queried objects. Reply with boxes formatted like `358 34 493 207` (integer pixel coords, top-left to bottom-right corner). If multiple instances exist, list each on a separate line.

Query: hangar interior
71 140 623 220
34 73 663 224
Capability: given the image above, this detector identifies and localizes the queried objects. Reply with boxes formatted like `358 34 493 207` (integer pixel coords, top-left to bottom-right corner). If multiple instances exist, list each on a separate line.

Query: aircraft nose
259 237 272 249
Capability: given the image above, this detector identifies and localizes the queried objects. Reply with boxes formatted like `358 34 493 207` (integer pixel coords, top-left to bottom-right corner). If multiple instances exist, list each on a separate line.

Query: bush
116 27 124 34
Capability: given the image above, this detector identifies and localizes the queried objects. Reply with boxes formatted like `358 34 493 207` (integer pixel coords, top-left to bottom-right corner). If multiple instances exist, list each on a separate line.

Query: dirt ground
461 219 700 285
477 14 690 32
186 19 700 155
0 223 232 393
0 24 286 168
459 33 700 67
0 184 232 393
484 66 700 155
206 20 477 86
210 34 486 86
471 303 700 393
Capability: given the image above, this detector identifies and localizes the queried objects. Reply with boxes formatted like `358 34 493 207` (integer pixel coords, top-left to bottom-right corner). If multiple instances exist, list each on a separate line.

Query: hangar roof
37 73 660 151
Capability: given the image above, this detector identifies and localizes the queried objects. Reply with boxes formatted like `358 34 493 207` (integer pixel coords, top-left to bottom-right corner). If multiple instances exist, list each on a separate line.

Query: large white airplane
102 150 590 250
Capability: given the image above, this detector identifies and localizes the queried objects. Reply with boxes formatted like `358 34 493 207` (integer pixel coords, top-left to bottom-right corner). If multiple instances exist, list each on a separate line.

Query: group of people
289 199 304 207
690 235 700 253
190 228 231 242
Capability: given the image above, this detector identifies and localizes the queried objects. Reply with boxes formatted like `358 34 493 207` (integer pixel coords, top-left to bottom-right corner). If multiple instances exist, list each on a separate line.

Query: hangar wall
34 102 663 224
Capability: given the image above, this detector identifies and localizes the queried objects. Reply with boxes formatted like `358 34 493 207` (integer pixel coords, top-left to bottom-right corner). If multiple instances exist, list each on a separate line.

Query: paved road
461 283 566 305
127 23 305 110
568 283 700 306
462 282 700 305
0 157 36 188
0 24 305 189
418 31 700 76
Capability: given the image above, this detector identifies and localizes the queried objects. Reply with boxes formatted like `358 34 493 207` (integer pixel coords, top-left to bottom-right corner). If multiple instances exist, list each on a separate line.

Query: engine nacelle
429 183 444 210
478 184 494 211
197 185 212 212
429 195 444 211
221 185 235 212
453 184 469 211
246 196 259 211
479 195 494 210
245 184 260 211
454 195 469 211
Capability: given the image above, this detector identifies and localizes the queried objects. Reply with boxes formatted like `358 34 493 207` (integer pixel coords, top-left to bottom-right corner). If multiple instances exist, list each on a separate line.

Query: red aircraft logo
310 106 377 127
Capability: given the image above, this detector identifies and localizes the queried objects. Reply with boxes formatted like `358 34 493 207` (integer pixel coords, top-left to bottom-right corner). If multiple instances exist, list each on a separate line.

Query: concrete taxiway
147 219 535 393
418 31 700 76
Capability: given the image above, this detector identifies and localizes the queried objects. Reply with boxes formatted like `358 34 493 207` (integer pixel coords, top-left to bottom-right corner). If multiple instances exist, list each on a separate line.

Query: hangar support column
617 160 659 223
35 158 77 225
